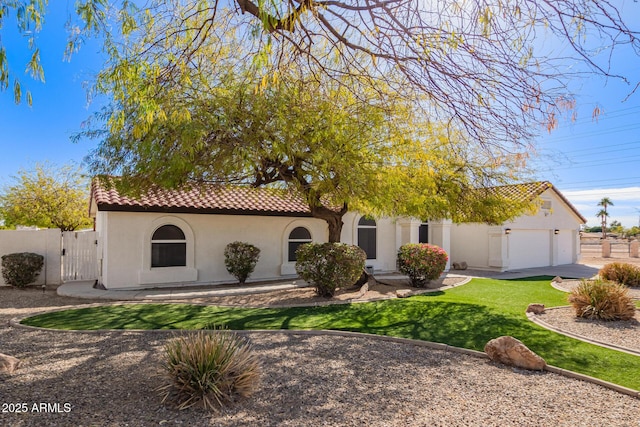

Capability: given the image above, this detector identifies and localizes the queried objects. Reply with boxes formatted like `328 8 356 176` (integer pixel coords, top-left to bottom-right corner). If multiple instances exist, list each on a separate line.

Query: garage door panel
508 231 550 269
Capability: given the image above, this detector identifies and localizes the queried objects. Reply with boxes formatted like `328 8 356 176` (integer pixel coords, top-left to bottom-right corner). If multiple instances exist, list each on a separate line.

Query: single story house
90 180 586 289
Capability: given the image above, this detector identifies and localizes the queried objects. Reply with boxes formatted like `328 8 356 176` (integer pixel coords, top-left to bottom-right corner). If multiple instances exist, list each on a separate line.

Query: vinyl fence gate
61 231 98 282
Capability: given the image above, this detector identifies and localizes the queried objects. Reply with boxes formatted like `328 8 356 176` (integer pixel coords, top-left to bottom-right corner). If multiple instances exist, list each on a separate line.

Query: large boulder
484 336 546 371
0 353 20 373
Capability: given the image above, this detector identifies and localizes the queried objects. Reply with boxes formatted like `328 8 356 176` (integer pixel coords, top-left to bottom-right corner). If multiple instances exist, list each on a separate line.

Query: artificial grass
23 276 640 390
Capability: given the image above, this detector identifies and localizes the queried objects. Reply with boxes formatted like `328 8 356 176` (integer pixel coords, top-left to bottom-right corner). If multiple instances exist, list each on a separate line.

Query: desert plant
1 252 44 288
157 329 261 411
224 242 261 284
397 243 449 287
295 242 366 297
568 279 636 321
599 262 640 287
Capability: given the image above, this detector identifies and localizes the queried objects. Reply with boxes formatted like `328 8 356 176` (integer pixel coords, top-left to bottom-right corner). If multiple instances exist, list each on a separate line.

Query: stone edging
10 301 639 400
526 307 640 358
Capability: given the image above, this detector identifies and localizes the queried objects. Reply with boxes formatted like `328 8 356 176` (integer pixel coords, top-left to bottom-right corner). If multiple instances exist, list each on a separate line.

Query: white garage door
508 230 551 269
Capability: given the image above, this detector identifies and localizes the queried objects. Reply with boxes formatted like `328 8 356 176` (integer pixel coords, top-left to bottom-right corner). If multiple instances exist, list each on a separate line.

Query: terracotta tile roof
488 181 586 223
487 181 552 202
91 179 586 223
91 180 313 217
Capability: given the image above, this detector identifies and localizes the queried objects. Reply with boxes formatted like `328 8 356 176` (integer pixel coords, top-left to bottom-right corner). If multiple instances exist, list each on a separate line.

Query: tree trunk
309 204 347 243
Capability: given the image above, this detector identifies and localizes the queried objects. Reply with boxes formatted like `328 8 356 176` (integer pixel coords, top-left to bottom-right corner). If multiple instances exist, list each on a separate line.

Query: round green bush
157 330 261 411
397 243 448 287
1 252 44 288
295 242 366 297
224 241 261 284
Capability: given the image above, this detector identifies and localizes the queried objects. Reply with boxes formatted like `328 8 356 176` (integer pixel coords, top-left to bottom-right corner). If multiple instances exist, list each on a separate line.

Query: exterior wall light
505 228 511 235
554 229 560 235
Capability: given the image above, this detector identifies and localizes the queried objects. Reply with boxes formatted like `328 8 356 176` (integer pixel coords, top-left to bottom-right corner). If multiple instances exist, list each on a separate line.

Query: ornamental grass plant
568 279 636 321
157 330 261 411
599 262 640 287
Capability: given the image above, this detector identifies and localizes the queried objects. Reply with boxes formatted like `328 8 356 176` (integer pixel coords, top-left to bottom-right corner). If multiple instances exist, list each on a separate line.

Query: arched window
151 225 187 267
357 217 377 259
288 227 312 262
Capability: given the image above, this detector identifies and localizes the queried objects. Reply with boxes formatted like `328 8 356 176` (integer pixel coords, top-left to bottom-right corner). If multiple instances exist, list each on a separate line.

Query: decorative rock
356 282 369 298
484 336 546 371
551 276 563 283
396 289 413 298
526 303 545 314
0 353 20 373
451 261 468 270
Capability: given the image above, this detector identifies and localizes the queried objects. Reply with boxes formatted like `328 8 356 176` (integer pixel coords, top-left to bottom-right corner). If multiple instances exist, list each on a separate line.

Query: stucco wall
449 223 491 269
341 213 399 272
98 211 327 289
0 229 61 286
449 189 583 271
97 210 405 289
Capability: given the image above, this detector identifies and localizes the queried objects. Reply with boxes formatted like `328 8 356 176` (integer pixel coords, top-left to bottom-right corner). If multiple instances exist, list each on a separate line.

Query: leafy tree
596 209 610 239
4 1 640 137
608 220 624 237
0 0 106 105
87 57 535 241
597 197 614 239
0 163 93 231
626 226 640 238
81 0 640 151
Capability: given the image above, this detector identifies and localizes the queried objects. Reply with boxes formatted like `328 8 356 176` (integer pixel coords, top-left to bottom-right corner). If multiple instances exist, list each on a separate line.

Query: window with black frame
419 223 429 243
288 227 312 262
151 225 187 267
357 217 377 259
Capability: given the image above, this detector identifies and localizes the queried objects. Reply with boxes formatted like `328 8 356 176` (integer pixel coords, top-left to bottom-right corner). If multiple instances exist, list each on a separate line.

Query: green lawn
23 276 640 390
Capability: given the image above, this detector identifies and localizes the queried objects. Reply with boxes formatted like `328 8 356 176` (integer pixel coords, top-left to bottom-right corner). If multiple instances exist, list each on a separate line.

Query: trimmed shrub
599 262 640 287
224 242 261 284
295 243 366 297
397 243 448 287
568 279 636 321
157 330 261 411
1 252 44 288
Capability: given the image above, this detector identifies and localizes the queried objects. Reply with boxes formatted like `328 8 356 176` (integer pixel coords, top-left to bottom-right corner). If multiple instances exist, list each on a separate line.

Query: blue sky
1 3 639 228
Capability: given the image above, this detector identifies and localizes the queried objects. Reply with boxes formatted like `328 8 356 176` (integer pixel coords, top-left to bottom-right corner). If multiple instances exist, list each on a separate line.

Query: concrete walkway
57 263 601 301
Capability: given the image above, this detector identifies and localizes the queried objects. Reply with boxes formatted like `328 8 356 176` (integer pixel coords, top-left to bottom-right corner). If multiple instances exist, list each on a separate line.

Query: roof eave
94 203 314 218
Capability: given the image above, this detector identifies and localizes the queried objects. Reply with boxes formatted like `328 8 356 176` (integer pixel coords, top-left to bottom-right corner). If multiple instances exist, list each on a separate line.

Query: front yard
21 276 640 391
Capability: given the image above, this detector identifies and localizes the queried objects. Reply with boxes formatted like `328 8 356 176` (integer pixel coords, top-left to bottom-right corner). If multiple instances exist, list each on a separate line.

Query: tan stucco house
90 180 585 290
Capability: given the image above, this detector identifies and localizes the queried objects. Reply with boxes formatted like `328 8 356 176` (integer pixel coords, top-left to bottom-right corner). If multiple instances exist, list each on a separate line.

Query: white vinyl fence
0 229 98 286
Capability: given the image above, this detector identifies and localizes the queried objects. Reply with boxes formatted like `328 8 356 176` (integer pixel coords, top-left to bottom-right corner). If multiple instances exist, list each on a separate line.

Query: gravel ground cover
1 278 640 426
535 306 640 353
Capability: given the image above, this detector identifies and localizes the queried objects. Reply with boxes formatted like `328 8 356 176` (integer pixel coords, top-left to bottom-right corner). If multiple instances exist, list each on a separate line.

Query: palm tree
595 210 607 238
596 198 613 239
